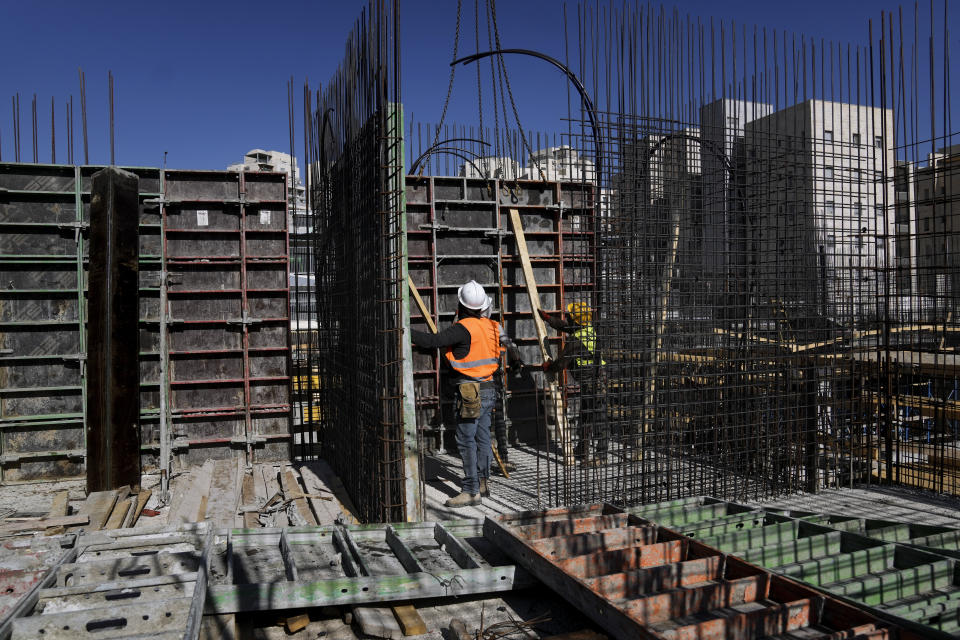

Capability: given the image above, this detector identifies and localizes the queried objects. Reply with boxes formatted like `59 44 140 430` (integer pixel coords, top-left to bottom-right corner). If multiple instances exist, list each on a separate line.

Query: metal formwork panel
405 176 596 444
158 170 291 470
631 498 960 637
0 163 85 482
0 163 291 483
486 503 924 639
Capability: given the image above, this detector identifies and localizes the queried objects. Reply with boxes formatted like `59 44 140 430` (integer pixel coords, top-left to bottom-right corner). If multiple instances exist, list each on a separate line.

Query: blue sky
0 1 956 170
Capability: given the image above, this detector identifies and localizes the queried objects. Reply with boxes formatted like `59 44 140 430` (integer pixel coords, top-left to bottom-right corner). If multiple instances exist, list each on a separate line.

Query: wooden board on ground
353 606 402 640
281 467 318 526
300 461 360 524
392 604 427 636
297 465 341 525
168 460 214 524
74 489 122 531
205 459 241 527
241 471 259 528
0 514 88 534
44 491 70 535
129 489 152 527
103 496 131 530
508 208 573 464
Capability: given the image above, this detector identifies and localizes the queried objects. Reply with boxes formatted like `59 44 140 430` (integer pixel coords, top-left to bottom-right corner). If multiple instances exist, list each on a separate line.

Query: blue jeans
455 388 497 495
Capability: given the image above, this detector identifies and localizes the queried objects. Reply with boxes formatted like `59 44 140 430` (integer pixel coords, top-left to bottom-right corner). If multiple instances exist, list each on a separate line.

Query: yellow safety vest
572 324 606 367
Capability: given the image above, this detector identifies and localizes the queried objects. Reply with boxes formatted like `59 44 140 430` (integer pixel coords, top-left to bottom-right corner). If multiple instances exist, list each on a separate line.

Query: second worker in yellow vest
539 302 609 467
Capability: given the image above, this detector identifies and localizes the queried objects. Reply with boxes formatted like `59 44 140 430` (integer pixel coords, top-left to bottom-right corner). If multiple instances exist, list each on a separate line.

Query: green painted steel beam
824 559 954 606
739 530 843 567
697 520 801 552
911 530 960 552
204 566 523 614
775 544 898 585
0 385 81 395
631 501 738 527
670 511 772 539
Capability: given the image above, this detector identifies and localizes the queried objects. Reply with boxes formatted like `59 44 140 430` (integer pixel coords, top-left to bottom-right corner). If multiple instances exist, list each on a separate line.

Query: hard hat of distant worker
458 280 487 310
566 301 592 325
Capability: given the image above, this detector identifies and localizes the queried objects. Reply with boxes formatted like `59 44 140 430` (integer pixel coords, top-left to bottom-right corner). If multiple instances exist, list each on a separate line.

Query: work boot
479 478 490 497
445 492 480 508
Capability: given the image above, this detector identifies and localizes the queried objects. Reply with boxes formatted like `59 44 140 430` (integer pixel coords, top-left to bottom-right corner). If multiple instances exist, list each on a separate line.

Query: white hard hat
481 295 493 317
457 280 487 310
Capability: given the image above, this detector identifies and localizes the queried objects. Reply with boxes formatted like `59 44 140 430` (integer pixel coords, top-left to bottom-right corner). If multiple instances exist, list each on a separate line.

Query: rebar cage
395 2 960 512
287 0 959 519
298 0 419 523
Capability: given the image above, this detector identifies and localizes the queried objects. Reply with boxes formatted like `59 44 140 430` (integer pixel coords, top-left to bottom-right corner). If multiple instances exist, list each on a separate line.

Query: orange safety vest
445 317 501 382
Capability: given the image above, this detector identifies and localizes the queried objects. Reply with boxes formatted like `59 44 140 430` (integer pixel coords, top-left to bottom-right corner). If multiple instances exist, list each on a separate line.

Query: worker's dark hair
457 303 483 319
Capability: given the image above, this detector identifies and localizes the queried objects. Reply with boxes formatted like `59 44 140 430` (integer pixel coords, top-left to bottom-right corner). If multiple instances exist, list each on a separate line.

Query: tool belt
458 382 482 419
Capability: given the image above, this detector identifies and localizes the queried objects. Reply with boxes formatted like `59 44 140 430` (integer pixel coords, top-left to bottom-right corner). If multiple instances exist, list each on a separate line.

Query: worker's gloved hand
537 308 550 321
541 358 553 372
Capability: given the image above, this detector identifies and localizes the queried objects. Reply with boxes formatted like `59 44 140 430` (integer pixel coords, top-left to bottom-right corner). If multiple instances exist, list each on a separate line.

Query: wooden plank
44 491 70 536
0 515 89 534
392 604 427 636
234 456 245 528
241 471 259 528
129 489 152 527
353 606 402 640
103 498 131 530
169 460 214 524
300 461 360 524
75 490 121 531
281 468 318 526
205 459 240 527
47 491 69 517
296 466 339 525
284 612 310 633
407 275 437 333
508 208 572 464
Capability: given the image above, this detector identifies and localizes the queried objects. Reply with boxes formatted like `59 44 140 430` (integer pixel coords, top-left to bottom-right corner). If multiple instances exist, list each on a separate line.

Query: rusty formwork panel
405 176 595 445
0 163 292 483
484 503 930 639
157 170 291 470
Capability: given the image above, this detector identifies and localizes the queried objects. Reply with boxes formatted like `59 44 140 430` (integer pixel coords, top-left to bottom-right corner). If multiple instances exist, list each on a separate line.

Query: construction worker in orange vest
411 280 519 507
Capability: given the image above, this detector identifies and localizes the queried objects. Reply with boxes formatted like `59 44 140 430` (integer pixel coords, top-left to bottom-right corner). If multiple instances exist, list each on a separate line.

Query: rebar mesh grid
298 0 417 523
395 2 959 510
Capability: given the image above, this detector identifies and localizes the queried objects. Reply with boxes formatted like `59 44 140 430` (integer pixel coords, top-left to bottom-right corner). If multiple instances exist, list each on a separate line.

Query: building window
924 218 930 231
825 166 835 179
924 188 930 199
855 201 862 219
824 130 834 142
826 201 835 215
874 135 883 148
852 133 861 145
